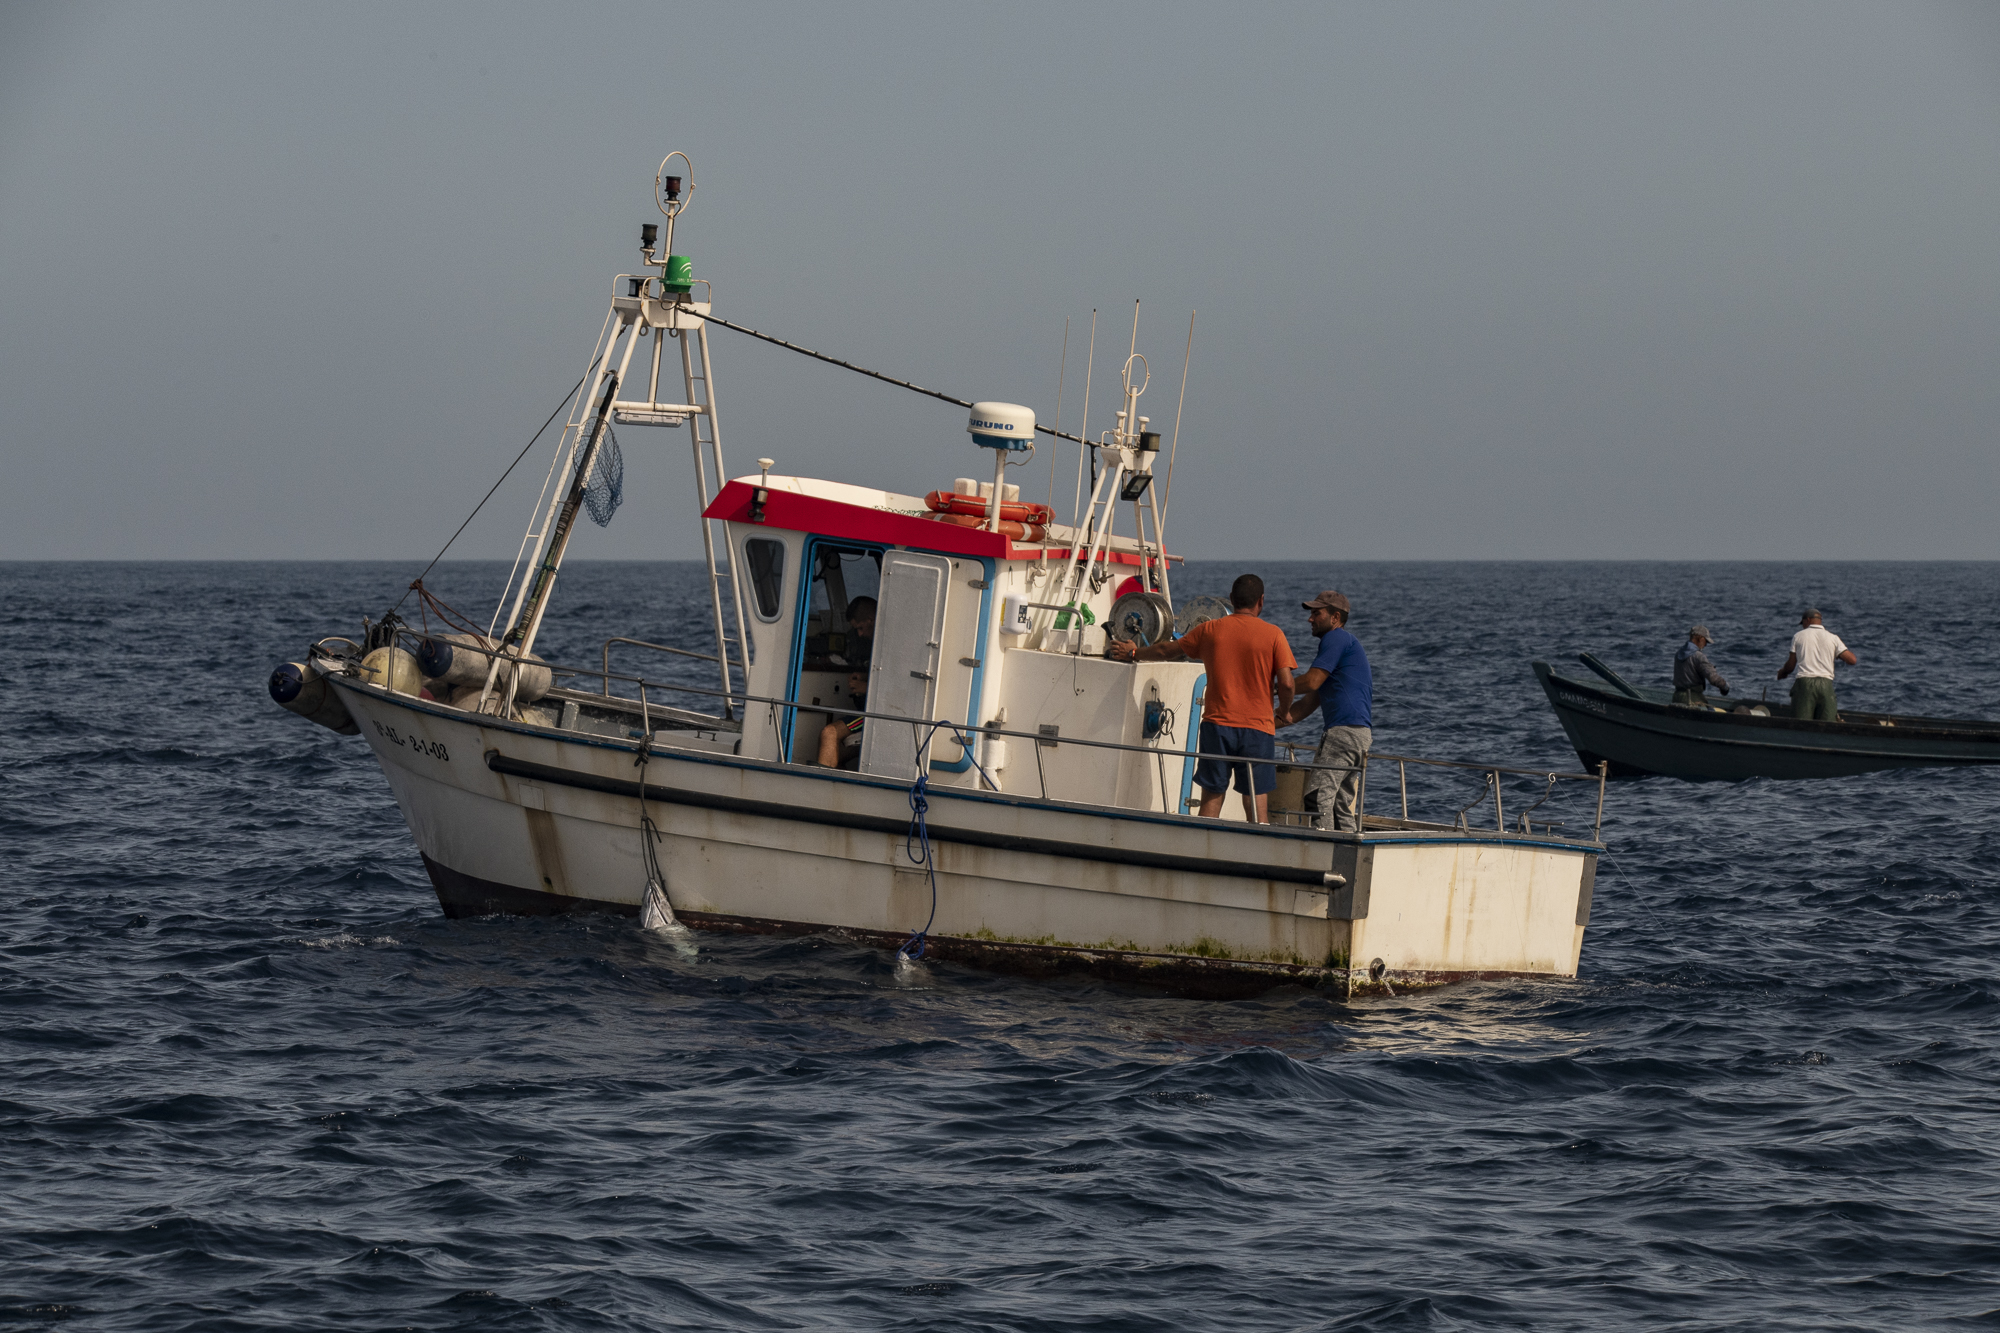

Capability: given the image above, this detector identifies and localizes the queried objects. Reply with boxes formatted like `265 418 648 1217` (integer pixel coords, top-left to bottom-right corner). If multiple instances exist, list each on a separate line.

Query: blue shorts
1194 721 1276 796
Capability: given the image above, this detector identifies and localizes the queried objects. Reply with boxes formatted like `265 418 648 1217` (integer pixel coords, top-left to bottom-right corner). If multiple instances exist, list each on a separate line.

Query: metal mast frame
1049 329 1172 631
482 155 751 717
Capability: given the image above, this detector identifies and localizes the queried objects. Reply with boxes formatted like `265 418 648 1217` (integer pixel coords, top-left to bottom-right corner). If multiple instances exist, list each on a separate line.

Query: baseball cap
1690 625 1713 641
1302 590 1351 615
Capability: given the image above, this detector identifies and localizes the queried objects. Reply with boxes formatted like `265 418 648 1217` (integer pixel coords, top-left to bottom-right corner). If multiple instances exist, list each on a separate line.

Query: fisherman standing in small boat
1777 609 1857 721
1279 591 1373 832
1109 574 1295 822
1672 626 1730 707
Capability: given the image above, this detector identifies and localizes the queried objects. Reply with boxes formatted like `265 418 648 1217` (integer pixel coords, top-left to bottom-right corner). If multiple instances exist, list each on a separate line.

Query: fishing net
582 420 624 526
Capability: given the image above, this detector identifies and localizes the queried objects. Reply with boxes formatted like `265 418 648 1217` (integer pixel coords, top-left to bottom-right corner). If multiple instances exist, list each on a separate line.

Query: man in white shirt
1776 609 1858 721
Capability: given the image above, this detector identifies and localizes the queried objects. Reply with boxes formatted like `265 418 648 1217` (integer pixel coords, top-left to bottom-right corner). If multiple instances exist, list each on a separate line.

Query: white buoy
419 632 553 703
359 647 424 696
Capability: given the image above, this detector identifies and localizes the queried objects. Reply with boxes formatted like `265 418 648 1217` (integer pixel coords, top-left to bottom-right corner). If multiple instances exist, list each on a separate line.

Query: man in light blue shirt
1280 590 1373 832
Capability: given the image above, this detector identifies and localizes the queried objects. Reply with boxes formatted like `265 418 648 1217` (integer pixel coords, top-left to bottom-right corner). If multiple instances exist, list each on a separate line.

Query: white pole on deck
489 311 617 643
507 315 648 688
694 319 752 712
1070 311 1096 536
1041 316 1068 582
986 448 1008 532
1159 311 1194 530
681 325 737 712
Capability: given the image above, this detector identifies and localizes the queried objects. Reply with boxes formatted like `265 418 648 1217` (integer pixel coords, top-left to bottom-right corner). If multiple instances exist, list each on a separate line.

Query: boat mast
645 154 749 716
1054 303 1157 616
483 154 751 717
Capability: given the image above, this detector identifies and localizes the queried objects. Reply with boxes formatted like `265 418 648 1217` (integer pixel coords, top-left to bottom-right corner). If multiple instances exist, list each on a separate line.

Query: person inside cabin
1777 608 1857 721
1108 573 1295 823
837 596 877 668
1278 591 1373 832
816 670 869 769
1672 625 1730 707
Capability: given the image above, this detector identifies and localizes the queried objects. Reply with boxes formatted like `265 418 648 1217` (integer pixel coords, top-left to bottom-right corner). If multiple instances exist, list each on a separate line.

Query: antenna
1159 310 1194 530
1071 310 1098 536
1043 316 1069 578
1115 301 1147 450
647 152 695 276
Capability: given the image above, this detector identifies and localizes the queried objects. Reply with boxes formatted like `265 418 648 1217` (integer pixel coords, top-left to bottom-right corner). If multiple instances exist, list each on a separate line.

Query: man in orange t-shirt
1108 573 1295 822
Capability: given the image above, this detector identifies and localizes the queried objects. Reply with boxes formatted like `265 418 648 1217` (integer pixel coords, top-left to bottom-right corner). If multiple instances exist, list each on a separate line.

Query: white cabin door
860 551 951 781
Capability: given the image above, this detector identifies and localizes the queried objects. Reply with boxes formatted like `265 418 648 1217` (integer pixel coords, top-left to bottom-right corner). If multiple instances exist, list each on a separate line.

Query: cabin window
745 538 786 621
800 544 882 669
781 540 886 763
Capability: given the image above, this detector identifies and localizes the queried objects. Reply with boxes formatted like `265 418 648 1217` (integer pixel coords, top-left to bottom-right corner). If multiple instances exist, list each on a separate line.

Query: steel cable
702 311 1093 447
390 359 601 615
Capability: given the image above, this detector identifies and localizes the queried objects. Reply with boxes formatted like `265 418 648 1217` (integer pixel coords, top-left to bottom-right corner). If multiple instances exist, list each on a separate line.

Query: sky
3 1 1997 561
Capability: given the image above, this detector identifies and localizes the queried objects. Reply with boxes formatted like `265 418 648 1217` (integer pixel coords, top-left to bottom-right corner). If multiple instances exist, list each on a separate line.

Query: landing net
583 420 624 526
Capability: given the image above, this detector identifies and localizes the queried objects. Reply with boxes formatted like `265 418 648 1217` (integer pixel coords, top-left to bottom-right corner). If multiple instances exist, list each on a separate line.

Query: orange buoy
922 511 1049 542
923 490 1054 526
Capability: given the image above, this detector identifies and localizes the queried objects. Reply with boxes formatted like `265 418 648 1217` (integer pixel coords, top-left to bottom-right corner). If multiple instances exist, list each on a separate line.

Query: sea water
3 559 1997 1330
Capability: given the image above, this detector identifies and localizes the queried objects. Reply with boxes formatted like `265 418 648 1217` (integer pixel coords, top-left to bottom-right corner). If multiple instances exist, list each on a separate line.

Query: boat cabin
702 473 1217 814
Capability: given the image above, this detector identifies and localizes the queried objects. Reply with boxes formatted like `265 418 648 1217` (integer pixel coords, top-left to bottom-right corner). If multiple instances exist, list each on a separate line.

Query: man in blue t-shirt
1281 590 1373 832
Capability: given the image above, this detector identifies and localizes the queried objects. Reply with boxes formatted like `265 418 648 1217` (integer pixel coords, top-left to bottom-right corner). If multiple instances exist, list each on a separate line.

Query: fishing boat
1535 655 2000 782
268 157 1611 998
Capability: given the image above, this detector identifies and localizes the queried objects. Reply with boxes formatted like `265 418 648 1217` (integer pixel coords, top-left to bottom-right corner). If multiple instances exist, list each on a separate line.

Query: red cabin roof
702 477 1165 567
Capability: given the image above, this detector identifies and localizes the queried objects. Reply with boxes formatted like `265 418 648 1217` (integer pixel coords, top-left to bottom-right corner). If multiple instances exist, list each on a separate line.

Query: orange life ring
923 490 1055 525
923 511 1049 542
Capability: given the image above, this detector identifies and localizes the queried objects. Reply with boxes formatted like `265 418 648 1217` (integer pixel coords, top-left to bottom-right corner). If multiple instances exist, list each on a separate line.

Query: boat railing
1273 737 1605 836
599 637 721 696
370 629 1609 842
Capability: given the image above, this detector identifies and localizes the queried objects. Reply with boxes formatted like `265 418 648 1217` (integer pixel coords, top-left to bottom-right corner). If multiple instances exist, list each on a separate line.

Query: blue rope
898 770 936 960
895 720 1002 963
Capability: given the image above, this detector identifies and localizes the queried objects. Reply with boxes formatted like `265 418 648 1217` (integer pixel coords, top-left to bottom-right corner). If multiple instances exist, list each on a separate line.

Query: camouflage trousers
1306 726 1372 833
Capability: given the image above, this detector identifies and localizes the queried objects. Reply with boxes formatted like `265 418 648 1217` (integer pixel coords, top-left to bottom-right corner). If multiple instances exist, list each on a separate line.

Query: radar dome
967 401 1035 451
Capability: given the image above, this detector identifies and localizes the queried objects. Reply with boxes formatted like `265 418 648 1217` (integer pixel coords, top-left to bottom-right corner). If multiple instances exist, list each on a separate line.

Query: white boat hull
335 678 1598 998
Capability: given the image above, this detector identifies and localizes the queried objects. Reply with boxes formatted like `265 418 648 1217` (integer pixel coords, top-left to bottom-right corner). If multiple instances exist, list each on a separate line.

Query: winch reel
1173 595 1231 635
1106 590 1175 648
